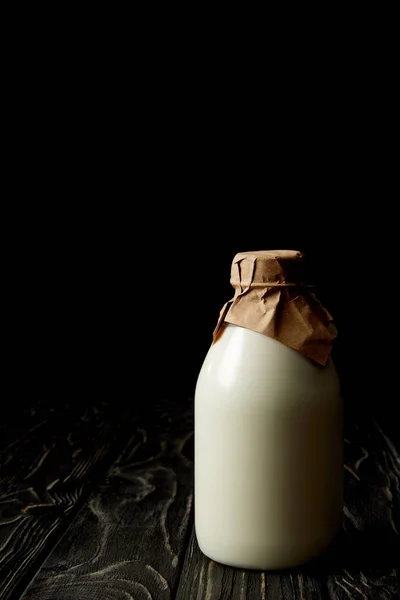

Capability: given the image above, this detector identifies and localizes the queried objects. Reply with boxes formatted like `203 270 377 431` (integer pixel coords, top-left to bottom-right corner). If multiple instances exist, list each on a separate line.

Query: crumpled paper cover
213 250 337 366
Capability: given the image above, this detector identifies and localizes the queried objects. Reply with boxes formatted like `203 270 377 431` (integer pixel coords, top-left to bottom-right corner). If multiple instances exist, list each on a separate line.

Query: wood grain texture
0 401 132 600
176 528 328 600
4 401 399 599
176 417 400 600
22 398 194 600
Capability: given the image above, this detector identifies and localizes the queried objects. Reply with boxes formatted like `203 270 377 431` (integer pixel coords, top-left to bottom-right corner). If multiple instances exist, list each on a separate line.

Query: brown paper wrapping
213 250 337 366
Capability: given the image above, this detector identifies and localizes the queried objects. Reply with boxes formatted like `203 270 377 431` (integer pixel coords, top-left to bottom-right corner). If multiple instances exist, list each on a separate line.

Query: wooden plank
22 398 194 600
0 401 132 600
176 527 331 600
176 527 328 600
176 417 400 600
325 417 400 600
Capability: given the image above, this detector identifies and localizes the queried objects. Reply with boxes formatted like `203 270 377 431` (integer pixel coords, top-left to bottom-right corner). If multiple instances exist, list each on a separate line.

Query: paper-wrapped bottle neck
230 279 311 289
213 250 337 366
230 250 307 291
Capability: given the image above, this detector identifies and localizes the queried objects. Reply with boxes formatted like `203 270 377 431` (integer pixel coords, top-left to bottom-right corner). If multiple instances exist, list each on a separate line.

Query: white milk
195 324 343 570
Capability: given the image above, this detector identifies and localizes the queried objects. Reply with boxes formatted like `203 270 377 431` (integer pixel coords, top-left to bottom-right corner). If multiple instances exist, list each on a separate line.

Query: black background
3 11 397 432
4 58 396 435
8 198 394 435
1 30 398 600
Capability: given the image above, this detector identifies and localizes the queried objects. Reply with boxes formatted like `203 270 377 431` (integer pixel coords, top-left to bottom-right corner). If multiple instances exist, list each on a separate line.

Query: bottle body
195 324 343 570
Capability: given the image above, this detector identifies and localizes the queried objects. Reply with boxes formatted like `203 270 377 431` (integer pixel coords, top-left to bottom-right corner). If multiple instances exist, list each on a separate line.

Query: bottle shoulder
196 324 341 409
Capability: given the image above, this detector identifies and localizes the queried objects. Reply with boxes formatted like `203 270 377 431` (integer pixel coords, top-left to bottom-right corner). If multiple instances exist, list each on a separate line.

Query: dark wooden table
0 398 399 600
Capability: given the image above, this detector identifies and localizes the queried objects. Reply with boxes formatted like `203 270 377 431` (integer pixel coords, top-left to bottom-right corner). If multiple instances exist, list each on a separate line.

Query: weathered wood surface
2 399 399 599
0 401 132 600
22 399 194 600
175 417 400 600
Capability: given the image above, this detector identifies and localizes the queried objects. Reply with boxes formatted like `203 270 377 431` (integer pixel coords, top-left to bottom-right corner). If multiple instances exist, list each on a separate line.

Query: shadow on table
307 527 400 575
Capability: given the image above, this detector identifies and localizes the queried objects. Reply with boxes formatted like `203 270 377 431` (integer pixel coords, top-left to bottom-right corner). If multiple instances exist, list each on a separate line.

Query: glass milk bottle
195 250 343 570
